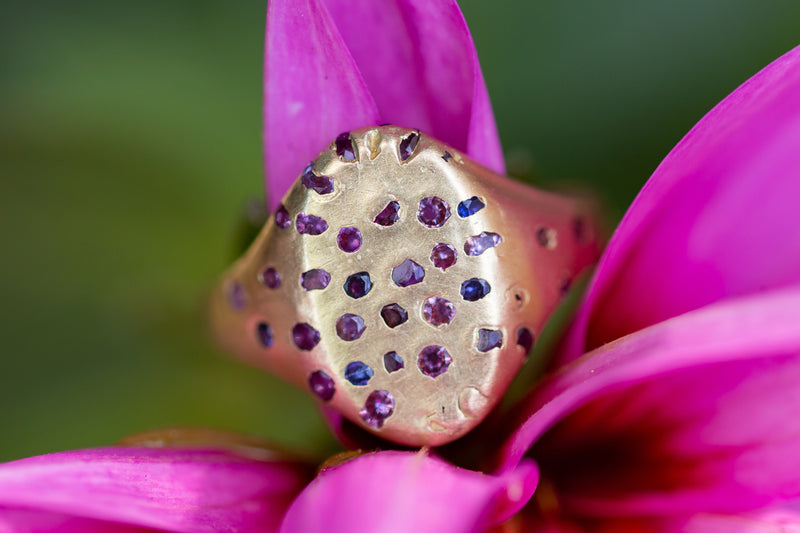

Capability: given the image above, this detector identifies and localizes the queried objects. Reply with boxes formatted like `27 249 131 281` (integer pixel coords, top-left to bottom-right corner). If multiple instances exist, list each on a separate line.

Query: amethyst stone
344 361 373 386
301 269 331 291
259 266 281 289
296 213 328 235
461 278 491 301
374 201 400 226
344 272 373 299
337 227 362 253
383 351 404 373
422 296 456 326
457 196 485 217
392 259 425 287
430 243 457 270
380 303 408 328
359 390 395 429
476 328 503 352
335 132 356 161
301 162 334 195
292 322 321 351
226 282 246 310
336 313 366 341
417 196 450 228
308 370 335 401
464 232 503 256
417 345 452 378
256 322 273 347
517 327 534 354
399 131 420 161
275 204 291 229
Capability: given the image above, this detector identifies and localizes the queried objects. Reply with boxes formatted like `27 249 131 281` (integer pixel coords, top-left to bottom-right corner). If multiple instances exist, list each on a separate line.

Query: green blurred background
1 1 798 462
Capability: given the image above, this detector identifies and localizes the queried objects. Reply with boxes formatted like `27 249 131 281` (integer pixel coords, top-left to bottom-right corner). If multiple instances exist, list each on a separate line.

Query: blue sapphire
345 361 374 386
457 196 485 217
344 272 373 299
256 322 273 347
460 278 491 301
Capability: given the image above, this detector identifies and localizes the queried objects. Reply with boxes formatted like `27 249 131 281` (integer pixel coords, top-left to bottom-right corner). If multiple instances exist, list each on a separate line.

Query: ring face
212 126 601 446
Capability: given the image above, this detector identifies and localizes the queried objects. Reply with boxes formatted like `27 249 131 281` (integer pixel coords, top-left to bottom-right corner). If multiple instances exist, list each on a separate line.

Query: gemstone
380 303 408 328
461 278 491 301
336 313 366 341
344 361 373 386
226 282 246 310
335 132 356 161
296 213 328 235
374 201 400 226
422 296 456 326
399 131 420 161
344 272 373 299
383 351 404 373
275 204 291 229
256 322 273 347
464 232 503 256
292 322 321 350
477 328 503 352
536 227 556 248
430 243 457 270
301 162 334 195
392 259 425 287
418 345 452 378
301 269 331 291
359 390 395 429
337 227 362 253
417 196 450 228
258 266 281 289
308 370 335 401
457 196 486 217
517 327 534 354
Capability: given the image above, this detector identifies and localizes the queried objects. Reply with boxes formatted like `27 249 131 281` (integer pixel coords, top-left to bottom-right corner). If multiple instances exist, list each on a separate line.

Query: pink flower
3 1 800 532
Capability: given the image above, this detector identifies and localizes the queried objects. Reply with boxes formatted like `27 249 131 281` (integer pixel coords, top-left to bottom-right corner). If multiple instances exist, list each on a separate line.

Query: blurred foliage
0 0 798 462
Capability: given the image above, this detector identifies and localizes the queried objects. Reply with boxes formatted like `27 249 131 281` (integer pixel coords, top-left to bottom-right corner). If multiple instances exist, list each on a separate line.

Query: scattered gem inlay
417 196 451 228
399 131 420 161
344 272 373 299
383 351 404 373
275 204 291 229
336 313 366 341
381 303 408 328
335 132 356 161
360 390 395 429
374 201 401 226
259 266 281 289
392 259 425 287
517 327 534 354
293 323 321 351
418 345 452 378
344 361 374 386
301 269 331 291
256 322 273 347
430 243 457 270
422 296 456 327
464 232 503 256
301 162 334 195
309 370 335 401
461 278 491 301
457 196 485 217
337 227 362 253
477 328 503 352
296 213 328 235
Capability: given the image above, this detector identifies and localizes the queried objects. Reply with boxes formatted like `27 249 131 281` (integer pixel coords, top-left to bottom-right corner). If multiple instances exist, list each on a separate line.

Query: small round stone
226 281 246 310
256 322 273 347
383 351 404 373
461 278 491 301
337 227 362 253
301 162 334 195
258 266 281 289
292 322 321 351
308 370 335 401
417 345 452 378
380 303 408 328
477 328 503 352
296 213 328 235
392 259 425 287
430 243 457 270
374 201 400 226
359 390 395 429
457 196 485 218
343 272 373 299
417 196 450 228
335 132 356 161
422 296 456 326
344 361 374 386
275 204 291 229
301 269 331 291
336 313 366 341
517 327 535 354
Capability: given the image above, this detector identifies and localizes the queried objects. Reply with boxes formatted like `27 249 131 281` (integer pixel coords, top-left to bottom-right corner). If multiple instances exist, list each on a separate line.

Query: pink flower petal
0 447 311 533
498 287 800 515
0 507 154 533
280 450 538 533
564 44 800 358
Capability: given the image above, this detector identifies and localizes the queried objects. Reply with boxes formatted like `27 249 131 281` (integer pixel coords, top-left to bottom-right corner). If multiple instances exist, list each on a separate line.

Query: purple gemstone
292 322 321 351
536 227 556 247
374 201 400 226
335 132 356 161
417 345 452 378
296 213 328 235
422 296 456 326
461 278 491 301
275 204 291 229
464 232 503 256
392 259 425 287
477 328 503 352
380 303 408 328
343 272 372 299
308 370 335 401
359 390 395 429
344 361 373 386
399 131 420 161
336 313 366 341
517 327 534 354
301 162 334 195
383 351 404 373
337 227 362 253
256 322 273 347
301 269 331 291
258 267 281 289
417 196 450 228
226 281 246 310
430 243 457 270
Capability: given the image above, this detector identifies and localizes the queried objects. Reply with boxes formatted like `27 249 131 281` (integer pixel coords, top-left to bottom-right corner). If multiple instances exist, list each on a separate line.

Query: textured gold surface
211 126 601 446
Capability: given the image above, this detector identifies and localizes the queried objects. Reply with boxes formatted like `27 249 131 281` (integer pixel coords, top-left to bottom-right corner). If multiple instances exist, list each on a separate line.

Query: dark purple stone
301 162 334 195
343 272 372 299
392 259 425 287
258 266 281 289
226 282 246 310
336 313 366 341
430 243 457 270
301 269 331 291
536 227 555 247
256 322 273 347
296 213 328 235
461 278 491 301
417 196 450 228
359 390 395 429
275 204 291 229
517 327 534 354
337 227 362 253
308 370 335 401
344 361 373 386
399 131 420 161
417 345 452 378
464 232 503 256
380 303 408 328
573 217 586 242
457 196 486 218
422 296 456 326
383 351 404 373
292 322 321 351
373 201 401 226
335 132 356 161
476 328 503 352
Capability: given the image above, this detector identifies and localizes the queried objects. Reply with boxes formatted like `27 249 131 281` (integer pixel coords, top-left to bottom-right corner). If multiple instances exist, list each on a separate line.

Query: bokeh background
1 0 799 462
